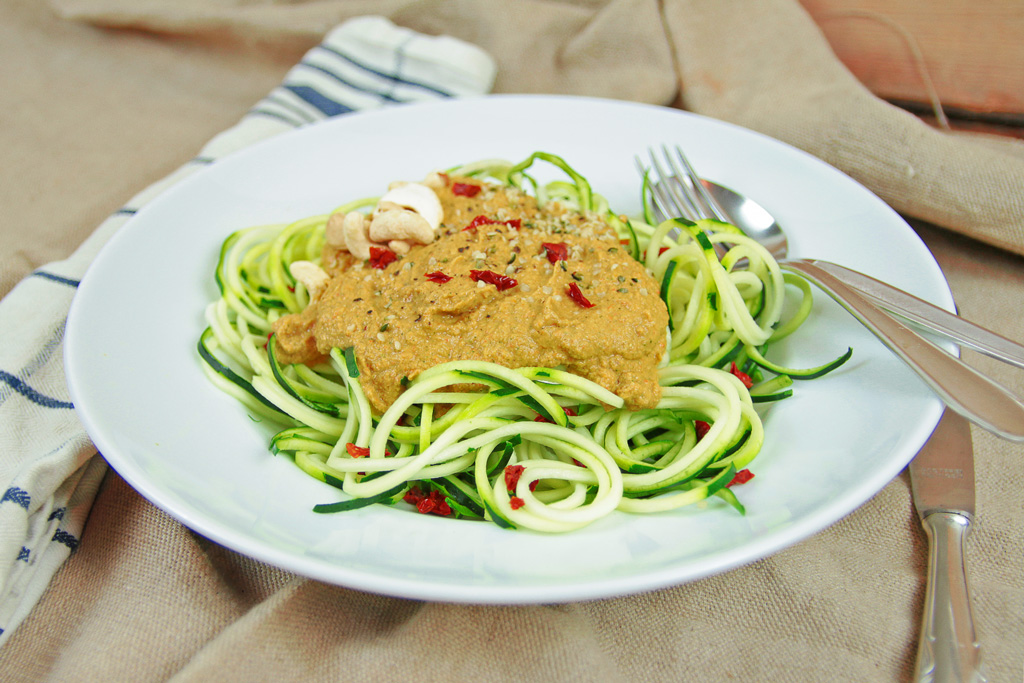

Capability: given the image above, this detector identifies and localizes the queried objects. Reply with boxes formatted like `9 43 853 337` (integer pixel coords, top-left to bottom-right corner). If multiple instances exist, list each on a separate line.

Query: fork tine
634 156 675 221
647 148 701 221
669 145 730 223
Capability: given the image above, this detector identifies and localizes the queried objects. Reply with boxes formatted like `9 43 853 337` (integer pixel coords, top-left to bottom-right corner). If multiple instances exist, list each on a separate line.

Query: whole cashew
342 211 376 260
377 183 444 232
369 210 434 245
325 211 348 250
289 260 330 301
421 171 447 191
389 239 412 255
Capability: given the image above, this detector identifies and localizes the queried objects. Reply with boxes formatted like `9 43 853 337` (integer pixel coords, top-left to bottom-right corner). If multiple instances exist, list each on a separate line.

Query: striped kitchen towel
0 15 496 646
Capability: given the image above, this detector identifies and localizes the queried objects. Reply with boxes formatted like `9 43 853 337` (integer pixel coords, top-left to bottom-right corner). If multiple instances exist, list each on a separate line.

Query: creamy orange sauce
272 176 669 414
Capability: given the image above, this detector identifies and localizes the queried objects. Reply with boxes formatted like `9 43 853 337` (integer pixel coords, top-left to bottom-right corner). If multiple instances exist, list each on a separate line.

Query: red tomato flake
729 362 754 389
470 269 518 291
504 464 525 491
658 247 670 256
509 496 526 510
540 242 569 263
346 443 370 458
369 246 397 270
726 469 755 487
462 215 521 232
424 271 452 284
403 487 453 516
695 420 711 440
566 282 595 308
534 406 578 423
452 182 482 197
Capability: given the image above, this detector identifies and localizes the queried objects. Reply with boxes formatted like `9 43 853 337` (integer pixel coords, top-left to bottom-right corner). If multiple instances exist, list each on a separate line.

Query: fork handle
781 261 1024 442
915 512 986 683
796 260 1024 371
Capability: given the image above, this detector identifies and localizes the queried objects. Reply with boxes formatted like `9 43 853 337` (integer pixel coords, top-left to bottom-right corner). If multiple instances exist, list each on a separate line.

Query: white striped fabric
0 15 495 647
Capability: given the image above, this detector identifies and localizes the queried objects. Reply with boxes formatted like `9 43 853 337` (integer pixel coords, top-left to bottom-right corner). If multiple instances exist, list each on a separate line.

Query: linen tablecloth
1 1 1021 680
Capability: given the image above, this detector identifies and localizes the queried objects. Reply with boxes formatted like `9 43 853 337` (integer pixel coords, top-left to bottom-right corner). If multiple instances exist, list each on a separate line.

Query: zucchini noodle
198 152 850 533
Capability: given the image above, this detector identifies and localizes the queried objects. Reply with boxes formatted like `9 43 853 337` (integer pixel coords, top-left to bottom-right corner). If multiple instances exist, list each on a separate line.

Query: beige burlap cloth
1 0 1021 680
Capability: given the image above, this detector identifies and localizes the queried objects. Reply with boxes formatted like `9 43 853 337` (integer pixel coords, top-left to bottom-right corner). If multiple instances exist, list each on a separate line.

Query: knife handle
915 511 985 683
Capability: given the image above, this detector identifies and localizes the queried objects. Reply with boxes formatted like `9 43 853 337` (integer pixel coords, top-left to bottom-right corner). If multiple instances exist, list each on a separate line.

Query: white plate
65 95 949 603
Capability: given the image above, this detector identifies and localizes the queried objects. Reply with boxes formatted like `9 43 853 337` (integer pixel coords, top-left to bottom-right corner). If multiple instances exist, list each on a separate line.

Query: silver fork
638 145 1024 442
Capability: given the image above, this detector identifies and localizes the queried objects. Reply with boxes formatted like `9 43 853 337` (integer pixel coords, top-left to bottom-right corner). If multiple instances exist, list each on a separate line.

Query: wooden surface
801 0 1024 128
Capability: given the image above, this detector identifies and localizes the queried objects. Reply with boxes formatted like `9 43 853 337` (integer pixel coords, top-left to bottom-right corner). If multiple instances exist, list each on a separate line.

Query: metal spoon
642 147 1024 442
696 176 1024 371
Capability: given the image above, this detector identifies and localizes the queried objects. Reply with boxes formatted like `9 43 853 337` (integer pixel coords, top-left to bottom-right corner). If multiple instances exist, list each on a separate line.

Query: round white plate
65 95 948 603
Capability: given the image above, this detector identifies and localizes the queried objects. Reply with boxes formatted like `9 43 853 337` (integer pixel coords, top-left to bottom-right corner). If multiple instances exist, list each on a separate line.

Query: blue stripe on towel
31 271 80 288
283 85 354 117
0 370 74 410
248 107 306 127
317 43 454 98
1 487 31 509
52 529 79 552
301 61 402 104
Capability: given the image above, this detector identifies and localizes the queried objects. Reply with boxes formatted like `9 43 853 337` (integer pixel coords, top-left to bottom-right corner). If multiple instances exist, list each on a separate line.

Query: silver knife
801 260 1024 371
909 411 986 682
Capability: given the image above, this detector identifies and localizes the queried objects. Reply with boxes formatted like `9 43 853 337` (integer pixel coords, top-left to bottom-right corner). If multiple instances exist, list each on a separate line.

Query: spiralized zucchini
198 152 850 533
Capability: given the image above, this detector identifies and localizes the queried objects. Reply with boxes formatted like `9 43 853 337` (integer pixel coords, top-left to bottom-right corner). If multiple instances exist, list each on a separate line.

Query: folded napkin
0 15 496 646
51 0 1024 257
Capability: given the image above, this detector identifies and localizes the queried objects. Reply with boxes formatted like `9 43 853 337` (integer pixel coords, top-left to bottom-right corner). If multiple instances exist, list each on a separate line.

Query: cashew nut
377 183 443 232
421 171 447 191
289 260 330 302
342 211 375 260
325 211 348 250
369 209 434 245
388 239 412 255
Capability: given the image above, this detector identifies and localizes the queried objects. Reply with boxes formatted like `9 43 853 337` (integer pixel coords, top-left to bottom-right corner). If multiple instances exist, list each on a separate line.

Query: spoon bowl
699 178 787 259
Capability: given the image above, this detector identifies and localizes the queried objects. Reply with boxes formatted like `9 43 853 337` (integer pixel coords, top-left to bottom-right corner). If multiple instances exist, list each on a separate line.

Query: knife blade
909 411 986 682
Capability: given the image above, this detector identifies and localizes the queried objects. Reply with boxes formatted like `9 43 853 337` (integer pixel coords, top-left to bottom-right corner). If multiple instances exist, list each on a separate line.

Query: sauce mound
272 175 669 414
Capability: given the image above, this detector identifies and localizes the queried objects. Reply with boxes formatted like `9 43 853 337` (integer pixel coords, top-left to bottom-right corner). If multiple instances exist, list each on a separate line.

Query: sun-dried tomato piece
346 443 370 458
509 496 525 510
504 464 525 492
404 487 452 516
533 405 578 424
695 420 711 440
462 215 521 232
369 246 397 269
729 362 754 389
424 271 451 283
726 469 755 487
540 242 569 263
470 269 518 291
403 486 426 505
566 282 594 308
452 182 482 197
